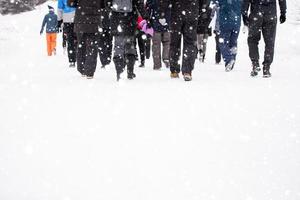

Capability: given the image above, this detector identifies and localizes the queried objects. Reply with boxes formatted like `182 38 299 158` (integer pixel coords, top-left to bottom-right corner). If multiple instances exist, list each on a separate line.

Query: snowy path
0 2 300 200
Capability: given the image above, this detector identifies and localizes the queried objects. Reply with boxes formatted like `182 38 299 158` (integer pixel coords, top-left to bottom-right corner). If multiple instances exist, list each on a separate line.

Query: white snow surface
0 1 300 200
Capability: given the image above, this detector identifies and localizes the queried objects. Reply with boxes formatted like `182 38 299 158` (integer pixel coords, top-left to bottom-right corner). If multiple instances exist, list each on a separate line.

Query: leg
137 31 146 65
64 23 77 63
145 36 151 59
124 35 137 75
181 18 198 74
170 15 183 73
113 35 126 74
215 32 221 64
219 27 233 65
229 26 240 61
46 33 52 56
248 13 263 65
162 31 170 62
76 33 87 75
152 32 162 69
202 33 209 59
84 33 98 77
262 13 277 67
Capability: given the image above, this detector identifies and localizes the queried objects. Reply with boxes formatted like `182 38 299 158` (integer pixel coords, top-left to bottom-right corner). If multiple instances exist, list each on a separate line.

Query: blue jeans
219 25 240 65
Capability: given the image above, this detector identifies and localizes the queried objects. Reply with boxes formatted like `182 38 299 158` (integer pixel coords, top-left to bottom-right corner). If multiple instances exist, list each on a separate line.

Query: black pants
135 30 151 64
214 31 221 64
76 33 98 77
98 28 113 66
248 8 277 67
62 32 67 48
170 14 198 74
63 23 77 63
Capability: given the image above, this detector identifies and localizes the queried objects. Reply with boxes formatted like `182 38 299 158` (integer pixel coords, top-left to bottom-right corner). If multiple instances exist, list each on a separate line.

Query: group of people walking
40 0 287 81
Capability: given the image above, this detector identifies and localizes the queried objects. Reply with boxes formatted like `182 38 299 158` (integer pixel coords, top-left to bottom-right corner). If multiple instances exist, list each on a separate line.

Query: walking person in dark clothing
169 0 203 81
242 0 287 78
146 0 171 70
58 0 77 67
68 0 103 79
98 6 113 69
197 0 213 63
106 0 149 81
218 0 242 72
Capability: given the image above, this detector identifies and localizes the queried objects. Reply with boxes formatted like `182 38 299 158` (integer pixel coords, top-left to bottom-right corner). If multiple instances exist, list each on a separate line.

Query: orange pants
46 33 57 56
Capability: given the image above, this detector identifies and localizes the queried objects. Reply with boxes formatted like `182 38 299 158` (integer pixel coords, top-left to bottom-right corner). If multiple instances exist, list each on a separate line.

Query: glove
158 18 167 26
242 15 249 27
140 20 154 37
280 14 286 24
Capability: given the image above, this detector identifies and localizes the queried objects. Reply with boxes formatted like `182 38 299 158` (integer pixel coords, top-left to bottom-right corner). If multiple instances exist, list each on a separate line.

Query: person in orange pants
40 5 58 56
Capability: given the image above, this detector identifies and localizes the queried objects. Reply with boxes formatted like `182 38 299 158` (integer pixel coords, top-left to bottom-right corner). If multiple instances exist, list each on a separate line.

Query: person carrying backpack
146 0 171 70
106 0 150 81
169 0 203 81
40 5 58 56
68 0 103 79
242 0 287 78
57 0 77 67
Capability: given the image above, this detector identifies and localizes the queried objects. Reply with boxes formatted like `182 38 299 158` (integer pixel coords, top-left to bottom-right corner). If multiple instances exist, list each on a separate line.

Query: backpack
111 0 133 13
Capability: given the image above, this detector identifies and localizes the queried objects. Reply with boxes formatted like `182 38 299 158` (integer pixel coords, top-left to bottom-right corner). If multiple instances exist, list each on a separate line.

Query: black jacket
68 0 104 33
106 0 148 36
146 0 171 32
170 0 202 19
197 0 212 34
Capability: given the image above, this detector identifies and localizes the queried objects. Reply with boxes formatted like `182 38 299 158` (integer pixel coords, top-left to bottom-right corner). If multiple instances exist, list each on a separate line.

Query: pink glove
141 22 154 37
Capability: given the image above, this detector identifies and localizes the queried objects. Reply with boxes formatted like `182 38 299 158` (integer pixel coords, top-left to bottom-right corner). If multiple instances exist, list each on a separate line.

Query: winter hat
48 5 54 11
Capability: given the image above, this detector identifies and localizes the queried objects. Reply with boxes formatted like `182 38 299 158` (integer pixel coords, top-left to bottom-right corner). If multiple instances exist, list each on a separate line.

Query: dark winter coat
197 0 213 34
170 0 202 19
242 0 287 16
106 0 149 36
67 0 104 33
146 0 171 32
218 0 242 29
40 11 58 33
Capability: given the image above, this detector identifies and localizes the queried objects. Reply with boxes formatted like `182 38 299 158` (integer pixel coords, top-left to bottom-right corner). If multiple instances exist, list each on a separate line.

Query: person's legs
137 31 146 66
170 15 183 74
152 32 162 69
248 13 263 65
124 35 138 78
64 23 77 63
229 27 240 61
219 27 233 65
162 31 170 68
113 35 126 76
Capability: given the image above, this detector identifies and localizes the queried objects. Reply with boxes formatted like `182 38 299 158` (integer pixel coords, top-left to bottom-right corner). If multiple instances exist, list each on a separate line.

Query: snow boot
225 60 235 72
250 62 261 77
263 65 272 78
127 71 136 80
183 73 192 81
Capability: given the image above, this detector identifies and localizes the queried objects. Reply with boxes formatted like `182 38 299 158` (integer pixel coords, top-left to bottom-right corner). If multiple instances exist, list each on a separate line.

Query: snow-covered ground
0 1 300 200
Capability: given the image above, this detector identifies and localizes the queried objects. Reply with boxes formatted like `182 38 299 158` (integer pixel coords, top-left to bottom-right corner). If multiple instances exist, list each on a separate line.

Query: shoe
250 62 261 77
86 76 94 79
225 60 235 72
153 67 162 71
139 63 145 68
69 62 75 68
101 65 106 69
127 72 136 80
170 72 179 78
263 66 272 78
183 73 192 81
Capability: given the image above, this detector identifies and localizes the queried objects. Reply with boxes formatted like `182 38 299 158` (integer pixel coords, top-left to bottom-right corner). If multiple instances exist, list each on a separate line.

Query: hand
242 15 249 27
280 14 286 24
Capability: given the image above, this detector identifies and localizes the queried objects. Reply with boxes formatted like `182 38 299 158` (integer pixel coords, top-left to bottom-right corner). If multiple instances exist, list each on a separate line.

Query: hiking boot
225 60 235 72
170 72 179 78
250 62 261 77
263 66 272 78
183 73 192 81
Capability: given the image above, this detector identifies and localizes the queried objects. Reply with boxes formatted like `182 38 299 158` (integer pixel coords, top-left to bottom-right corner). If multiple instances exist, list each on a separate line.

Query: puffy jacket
58 0 76 23
146 0 171 32
68 0 103 33
40 11 58 33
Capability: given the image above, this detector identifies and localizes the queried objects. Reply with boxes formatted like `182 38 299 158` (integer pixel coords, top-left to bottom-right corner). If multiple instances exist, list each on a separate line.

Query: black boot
113 56 125 81
250 62 261 77
263 65 272 78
